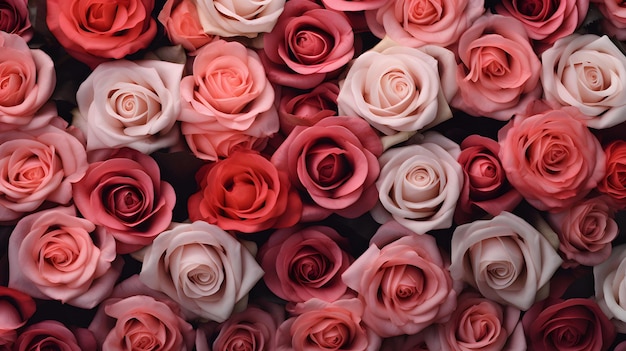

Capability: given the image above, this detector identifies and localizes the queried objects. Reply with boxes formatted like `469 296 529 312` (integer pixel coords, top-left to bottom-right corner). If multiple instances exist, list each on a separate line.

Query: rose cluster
0 0 626 350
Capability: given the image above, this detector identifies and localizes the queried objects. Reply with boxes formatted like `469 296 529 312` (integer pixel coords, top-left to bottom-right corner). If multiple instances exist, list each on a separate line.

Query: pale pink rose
547 196 618 268
158 0 216 52
450 212 563 311
451 14 542 120
0 32 55 131
14 321 96 351
258 226 352 303
594 244 626 333
593 0 626 40
8 206 123 309
0 116 88 222
261 0 354 89
181 124 269 161
498 107 605 212
140 221 264 322
365 0 484 47
0 287 36 348
338 45 452 136
74 59 184 154
0 0 32 41
371 132 463 234
276 298 381 351
541 34 626 129
45 0 157 67
194 0 284 38
271 116 382 221
495 0 588 45
278 82 339 135
342 221 458 337
432 291 526 351
72 148 176 254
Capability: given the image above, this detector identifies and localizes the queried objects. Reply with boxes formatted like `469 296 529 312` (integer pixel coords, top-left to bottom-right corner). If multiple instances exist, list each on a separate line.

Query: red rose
278 82 339 135
598 140 626 210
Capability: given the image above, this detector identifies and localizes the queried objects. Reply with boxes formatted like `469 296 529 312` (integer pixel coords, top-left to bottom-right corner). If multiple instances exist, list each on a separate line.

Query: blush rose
194 0 285 38
592 0 626 40
158 0 216 52
593 244 626 333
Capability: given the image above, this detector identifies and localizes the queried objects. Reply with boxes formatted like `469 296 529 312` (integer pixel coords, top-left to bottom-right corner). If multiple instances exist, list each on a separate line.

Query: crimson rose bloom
598 140 626 210
278 82 339 135
0 0 32 41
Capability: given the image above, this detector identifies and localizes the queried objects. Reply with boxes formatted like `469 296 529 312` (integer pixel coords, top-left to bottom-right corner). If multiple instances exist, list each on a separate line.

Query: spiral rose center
458 304 501 343
106 185 145 222
127 327 160 351
0 61 27 105
515 0 555 18
84 2 119 32
310 323 348 348
223 329 256 351
293 251 329 284
380 70 415 107
224 174 258 210
407 0 442 24
291 29 333 64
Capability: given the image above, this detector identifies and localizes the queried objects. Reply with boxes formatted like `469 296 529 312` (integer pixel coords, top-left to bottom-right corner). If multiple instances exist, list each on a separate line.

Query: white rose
194 0 285 38
594 243 626 332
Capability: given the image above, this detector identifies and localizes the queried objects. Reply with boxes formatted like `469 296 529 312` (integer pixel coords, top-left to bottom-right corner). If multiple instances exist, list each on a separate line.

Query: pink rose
498 107 605 212
194 0 284 38
342 220 458 337
371 132 463 234
0 116 88 222
0 0 32 41
139 221 264 322
431 291 526 351
455 135 522 224
598 140 626 210
379 332 433 351
541 34 626 129
451 14 542 120
74 59 184 154
593 244 626 332
181 125 270 162
271 116 382 221
72 148 176 254
276 298 381 351
0 32 55 131
592 0 626 40
258 226 352 303
8 206 123 309
14 321 96 351
522 298 615 351
45 0 157 67
450 212 563 310
0 287 36 347
278 82 339 135
321 0 387 11
261 0 354 89
365 0 484 47
158 0 216 52
188 150 302 233
616 342 626 351
495 0 588 45
547 196 618 268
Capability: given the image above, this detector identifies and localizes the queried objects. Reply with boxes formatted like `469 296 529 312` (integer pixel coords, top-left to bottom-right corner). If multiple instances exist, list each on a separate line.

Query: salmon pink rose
0 287 36 348
158 0 216 52
498 108 605 212
139 221 264 322
271 116 382 221
541 34 626 129
182 125 270 162
14 321 96 351
342 221 458 337
261 0 354 89
0 0 31 41
593 244 626 332
450 212 563 311
194 0 285 38
451 14 542 120
74 59 184 154
598 140 626 210
593 0 626 40
72 148 176 254
0 32 55 131
45 0 157 67
188 150 302 233
8 206 123 309
278 82 339 135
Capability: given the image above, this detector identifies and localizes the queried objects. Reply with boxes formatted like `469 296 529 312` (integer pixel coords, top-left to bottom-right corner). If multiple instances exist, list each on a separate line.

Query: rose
342 220 458 337
45 0 157 67
271 116 382 220
547 196 618 268
371 132 463 234
158 0 216 52
450 14 542 120
322 0 386 11
454 135 522 224
278 82 339 135
522 298 615 351
73 59 184 154
593 244 626 333
598 140 626 210
181 125 270 162
188 150 302 233
14 321 96 351
592 0 626 40
179 39 278 160
337 45 452 136
364 0 484 47
498 107 605 212
431 291 526 351
617 342 626 351
139 221 265 322
8 206 123 309
0 0 32 41
194 0 284 38
261 0 354 89
0 32 55 131
495 0 588 46
541 34 626 129
258 226 352 303
0 287 36 347
449 212 563 310
275 298 381 351
0 116 88 223
72 148 176 254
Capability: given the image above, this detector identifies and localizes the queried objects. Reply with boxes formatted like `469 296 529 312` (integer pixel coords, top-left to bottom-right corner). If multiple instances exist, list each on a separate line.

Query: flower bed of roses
1 0 626 350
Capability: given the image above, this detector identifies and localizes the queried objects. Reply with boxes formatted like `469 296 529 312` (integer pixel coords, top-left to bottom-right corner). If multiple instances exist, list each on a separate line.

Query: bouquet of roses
1 0 626 349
